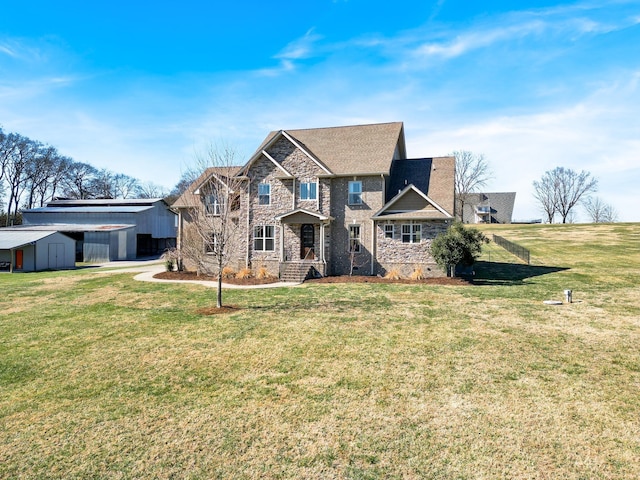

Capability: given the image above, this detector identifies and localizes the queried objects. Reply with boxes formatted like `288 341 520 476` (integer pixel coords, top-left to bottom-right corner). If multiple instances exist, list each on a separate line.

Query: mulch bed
154 271 470 286
154 271 279 285
305 275 470 285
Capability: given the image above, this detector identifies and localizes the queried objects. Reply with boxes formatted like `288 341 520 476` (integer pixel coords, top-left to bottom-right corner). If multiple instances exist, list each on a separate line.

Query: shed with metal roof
0 230 76 272
22 198 176 259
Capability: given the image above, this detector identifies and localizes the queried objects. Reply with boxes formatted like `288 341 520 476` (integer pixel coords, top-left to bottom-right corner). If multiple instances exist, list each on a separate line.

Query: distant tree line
0 127 169 226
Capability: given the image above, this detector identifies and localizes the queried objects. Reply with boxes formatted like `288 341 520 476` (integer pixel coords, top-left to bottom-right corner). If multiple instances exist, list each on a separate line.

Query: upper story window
348 181 362 205
402 223 421 244
300 182 317 200
258 183 271 205
384 224 394 239
204 194 222 216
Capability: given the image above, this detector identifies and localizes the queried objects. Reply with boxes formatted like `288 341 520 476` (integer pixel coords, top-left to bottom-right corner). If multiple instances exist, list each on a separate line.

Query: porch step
280 263 316 283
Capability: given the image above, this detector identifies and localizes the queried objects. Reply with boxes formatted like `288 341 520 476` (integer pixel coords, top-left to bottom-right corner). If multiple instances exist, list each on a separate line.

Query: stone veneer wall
245 138 331 276
330 175 386 276
375 220 448 277
247 156 286 275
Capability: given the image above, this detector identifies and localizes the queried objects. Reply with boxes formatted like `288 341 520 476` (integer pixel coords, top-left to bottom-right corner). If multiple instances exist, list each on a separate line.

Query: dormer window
300 182 317 200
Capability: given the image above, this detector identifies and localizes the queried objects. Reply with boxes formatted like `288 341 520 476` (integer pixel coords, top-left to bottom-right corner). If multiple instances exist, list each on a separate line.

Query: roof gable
275 208 333 224
247 122 406 176
373 184 453 220
240 131 329 178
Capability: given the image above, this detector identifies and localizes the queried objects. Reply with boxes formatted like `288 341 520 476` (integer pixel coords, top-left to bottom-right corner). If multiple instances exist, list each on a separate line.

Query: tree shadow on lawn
471 261 569 286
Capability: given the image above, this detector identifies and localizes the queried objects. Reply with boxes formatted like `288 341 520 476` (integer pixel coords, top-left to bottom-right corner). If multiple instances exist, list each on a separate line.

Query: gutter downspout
292 178 296 210
370 219 375 275
280 221 284 263
371 173 385 276
246 180 251 268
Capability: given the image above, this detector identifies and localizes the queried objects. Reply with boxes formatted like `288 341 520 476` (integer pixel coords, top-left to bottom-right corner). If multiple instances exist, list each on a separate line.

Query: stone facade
240 137 333 276
375 220 448 277
176 124 455 279
329 176 386 275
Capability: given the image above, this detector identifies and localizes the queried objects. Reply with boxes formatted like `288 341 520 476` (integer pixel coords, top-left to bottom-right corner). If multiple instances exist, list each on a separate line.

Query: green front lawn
1 223 639 479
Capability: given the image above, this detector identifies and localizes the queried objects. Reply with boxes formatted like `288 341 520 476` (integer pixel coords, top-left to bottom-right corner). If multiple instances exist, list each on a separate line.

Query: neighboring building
173 122 456 279
21 198 176 262
0 230 76 272
462 192 516 224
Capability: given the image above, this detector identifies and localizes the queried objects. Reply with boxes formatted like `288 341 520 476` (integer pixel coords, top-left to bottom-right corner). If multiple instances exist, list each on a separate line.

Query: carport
0 230 76 272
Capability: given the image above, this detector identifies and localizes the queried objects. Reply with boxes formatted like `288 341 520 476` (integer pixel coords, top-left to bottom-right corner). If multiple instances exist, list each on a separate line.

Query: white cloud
276 28 323 61
415 20 547 59
0 43 18 58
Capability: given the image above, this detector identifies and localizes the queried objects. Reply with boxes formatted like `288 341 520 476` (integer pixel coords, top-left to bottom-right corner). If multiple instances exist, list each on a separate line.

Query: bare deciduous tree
452 150 491 222
136 181 169 199
533 167 598 224
112 173 140 199
0 128 9 183
584 197 618 223
1 127 153 219
178 144 245 308
532 169 559 223
4 133 37 225
62 162 99 199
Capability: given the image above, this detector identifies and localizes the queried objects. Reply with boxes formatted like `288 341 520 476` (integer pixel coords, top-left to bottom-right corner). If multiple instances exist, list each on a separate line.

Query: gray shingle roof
387 157 455 215
256 122 406 175
463 192 516 224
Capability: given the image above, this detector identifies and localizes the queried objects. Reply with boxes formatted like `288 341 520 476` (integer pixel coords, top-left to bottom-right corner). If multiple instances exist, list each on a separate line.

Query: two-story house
173 122 455 279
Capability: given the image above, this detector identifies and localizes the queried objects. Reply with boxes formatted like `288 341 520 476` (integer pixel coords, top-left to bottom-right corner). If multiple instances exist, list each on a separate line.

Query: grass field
1 223 639 479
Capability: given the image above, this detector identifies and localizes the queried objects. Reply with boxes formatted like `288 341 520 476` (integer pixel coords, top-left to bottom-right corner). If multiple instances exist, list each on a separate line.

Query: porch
275 208 333 281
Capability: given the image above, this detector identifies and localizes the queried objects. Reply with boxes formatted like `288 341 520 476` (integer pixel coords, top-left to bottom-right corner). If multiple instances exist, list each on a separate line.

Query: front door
300 224 315 260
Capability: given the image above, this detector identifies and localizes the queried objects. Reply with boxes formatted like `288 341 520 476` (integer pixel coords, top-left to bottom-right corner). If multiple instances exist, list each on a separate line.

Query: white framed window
300 182 317 200
348 181 362 205
205 233 218 255
401 223 421 244
384 224 394 239
204 194 222 216
254 225 275 251
349 225 361 253
258 183 271 205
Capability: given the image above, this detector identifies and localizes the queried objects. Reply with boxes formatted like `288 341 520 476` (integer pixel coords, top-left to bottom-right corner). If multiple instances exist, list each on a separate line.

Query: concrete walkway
92 258 301 289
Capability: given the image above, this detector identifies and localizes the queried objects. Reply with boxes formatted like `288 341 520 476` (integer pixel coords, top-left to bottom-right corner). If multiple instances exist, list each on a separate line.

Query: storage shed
0 230 76 272
4 224 136 262
22 198 177 259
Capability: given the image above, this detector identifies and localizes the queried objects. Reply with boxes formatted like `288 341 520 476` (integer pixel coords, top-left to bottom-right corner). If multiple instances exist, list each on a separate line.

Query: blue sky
1 0 639 221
